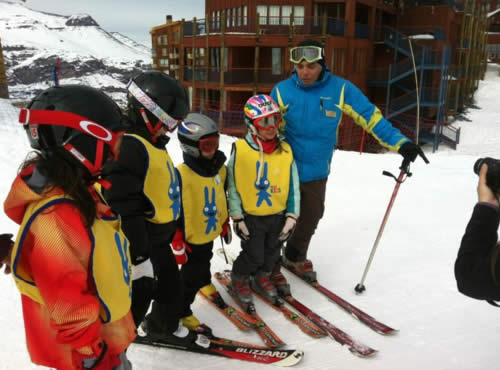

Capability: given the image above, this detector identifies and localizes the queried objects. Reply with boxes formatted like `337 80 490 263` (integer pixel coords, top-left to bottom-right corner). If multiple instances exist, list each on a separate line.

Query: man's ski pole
354 169 407 294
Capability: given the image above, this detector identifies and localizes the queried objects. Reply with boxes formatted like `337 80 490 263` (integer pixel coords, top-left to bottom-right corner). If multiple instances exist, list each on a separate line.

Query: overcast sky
27 0 205 46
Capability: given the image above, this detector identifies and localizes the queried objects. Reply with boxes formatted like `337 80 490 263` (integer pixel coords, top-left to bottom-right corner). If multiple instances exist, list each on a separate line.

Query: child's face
200 148 216 160
199 135 219 160
257 126 278 141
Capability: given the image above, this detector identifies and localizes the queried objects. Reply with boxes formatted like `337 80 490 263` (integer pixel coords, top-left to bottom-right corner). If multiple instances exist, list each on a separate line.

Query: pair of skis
134 322 304 366
215 248 397 357
282 260 396 336
213 271 327 339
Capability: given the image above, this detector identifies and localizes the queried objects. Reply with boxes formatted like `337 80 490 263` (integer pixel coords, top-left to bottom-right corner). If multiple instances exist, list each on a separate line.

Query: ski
134 331 304 366
198 288 257 332
282 264 396 335
194 323 268 349
253 290 327 339
281 294 377 357
218 269 327 339
214 271 287 348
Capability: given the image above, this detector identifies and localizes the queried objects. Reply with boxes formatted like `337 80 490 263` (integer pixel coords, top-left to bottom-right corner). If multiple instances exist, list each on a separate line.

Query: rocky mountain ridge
0 0 152 105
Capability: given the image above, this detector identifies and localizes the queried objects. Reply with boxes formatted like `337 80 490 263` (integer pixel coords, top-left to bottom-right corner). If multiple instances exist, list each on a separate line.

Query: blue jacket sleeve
226 144 244 217
341 79 409 151
286 159 300 216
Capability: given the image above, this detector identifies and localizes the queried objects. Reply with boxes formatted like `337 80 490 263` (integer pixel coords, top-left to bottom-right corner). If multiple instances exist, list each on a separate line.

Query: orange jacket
4 166 136 370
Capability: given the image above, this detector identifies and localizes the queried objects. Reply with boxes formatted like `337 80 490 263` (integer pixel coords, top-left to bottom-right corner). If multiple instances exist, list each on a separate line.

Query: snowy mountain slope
111 32 151 54
1 66 500 369
0 1 151 104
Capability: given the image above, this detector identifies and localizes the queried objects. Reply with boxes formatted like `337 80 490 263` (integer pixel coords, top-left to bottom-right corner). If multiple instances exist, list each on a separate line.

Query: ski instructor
270 39 426 284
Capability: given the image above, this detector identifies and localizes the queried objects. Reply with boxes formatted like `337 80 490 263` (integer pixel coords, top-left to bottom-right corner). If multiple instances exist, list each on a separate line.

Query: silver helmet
178 113 219 157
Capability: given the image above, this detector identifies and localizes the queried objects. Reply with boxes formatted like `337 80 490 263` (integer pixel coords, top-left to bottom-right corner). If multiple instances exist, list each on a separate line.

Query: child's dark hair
21 150 97 228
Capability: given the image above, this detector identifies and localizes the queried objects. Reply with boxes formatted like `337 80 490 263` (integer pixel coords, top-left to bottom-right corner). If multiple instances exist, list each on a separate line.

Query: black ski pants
131 221 184 334
284 178 327 262
233 214 285 276
180 241 214 317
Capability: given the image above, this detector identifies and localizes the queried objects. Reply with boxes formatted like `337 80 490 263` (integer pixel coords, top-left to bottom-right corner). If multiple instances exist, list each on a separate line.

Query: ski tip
348 346 378 358
273 350 304 367
378 327 398 335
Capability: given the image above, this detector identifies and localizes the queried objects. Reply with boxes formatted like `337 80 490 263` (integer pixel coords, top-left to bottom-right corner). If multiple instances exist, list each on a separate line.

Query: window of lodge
257 5 267 25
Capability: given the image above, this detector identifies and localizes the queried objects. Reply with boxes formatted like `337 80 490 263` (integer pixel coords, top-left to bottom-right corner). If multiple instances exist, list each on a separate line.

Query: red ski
283 264 396 335
281 294 377 357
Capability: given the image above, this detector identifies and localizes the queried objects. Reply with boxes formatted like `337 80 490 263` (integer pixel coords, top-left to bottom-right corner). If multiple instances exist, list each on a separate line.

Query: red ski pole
354 169 407 294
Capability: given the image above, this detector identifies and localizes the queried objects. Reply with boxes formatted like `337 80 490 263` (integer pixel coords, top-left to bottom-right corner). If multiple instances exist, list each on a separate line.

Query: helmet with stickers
177 113 219 158
243 94 281 134
127 71 189 135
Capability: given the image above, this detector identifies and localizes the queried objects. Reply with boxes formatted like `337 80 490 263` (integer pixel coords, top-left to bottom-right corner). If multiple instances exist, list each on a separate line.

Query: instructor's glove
232 216 250 241
221 218 232 244
73 340 121 370
279 215 297 242
132 258 154 281
398 141 429 171
171 229 189 265
0 233 13 275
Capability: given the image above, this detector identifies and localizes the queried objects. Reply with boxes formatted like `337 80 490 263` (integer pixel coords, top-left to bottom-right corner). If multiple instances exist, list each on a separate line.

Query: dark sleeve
175 168 185 232
103 136 151 264
455 203 500 301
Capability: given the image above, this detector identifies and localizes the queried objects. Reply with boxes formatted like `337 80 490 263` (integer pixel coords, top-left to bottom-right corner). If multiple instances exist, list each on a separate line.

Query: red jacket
4 166 136 370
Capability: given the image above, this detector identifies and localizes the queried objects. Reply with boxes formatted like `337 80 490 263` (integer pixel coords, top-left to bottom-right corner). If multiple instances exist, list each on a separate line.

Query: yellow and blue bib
11 195 132 323
233 140 293 216
127 134 180 224
177 164 228 245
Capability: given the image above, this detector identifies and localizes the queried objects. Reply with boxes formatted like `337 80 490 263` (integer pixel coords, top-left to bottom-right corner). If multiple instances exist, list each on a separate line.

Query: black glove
0 233 13 262
0 233 13 275
398 142 429 171
233 218 250 241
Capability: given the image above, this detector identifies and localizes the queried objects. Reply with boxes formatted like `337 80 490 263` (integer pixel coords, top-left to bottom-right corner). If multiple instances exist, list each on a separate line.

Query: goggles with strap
289 46 324 64
199 135 220 153
127 80 183 134
252 113 282 131
19 108 123 178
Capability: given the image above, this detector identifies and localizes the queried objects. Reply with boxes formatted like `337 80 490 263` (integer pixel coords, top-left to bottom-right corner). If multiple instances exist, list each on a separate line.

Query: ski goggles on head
289 46 323 64
18 108 124 173
127 80 182 132
253 113 282 130
199 135 219 152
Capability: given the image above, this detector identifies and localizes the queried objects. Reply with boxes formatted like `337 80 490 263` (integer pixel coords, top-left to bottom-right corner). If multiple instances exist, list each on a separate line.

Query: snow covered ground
0 65 500 369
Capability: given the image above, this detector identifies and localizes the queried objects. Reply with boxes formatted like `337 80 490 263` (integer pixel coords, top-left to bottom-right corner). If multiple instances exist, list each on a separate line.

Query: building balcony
183 66 287 86
182 16 346 38
403 0 462 11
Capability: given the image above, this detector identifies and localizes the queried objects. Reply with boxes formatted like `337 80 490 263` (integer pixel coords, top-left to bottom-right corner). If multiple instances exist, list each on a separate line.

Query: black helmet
20 85 124 177
127 71 189 134
178 113 219 158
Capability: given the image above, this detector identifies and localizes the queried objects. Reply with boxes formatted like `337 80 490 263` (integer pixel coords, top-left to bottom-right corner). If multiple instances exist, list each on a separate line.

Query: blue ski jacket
271 68 409 182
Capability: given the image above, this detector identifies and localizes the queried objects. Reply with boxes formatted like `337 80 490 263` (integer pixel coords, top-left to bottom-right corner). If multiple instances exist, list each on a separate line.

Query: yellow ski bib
233 139 293 216
177 164 228 245
11 195 132 323
127 134 180 224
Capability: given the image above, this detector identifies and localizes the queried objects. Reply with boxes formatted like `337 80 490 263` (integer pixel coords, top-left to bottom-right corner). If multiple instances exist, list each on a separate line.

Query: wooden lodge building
487 0 500 62
151 0 490 151
0 35 8 99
